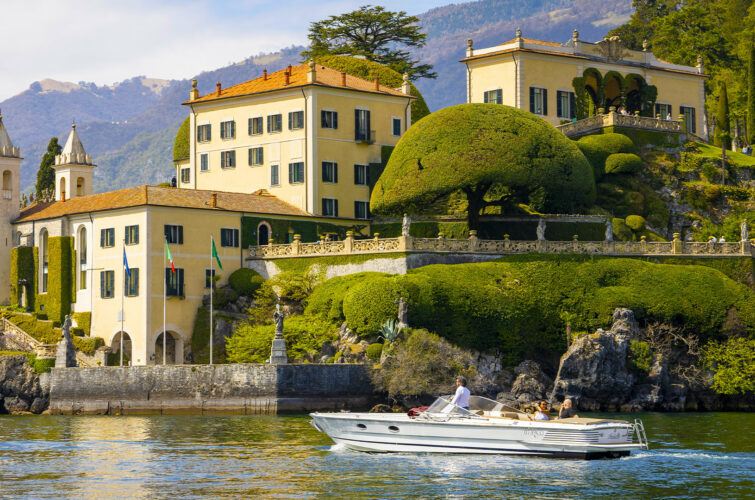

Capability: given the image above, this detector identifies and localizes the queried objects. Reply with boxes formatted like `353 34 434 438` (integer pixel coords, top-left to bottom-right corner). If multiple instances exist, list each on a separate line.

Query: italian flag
211 236 223 270
165 240 176 273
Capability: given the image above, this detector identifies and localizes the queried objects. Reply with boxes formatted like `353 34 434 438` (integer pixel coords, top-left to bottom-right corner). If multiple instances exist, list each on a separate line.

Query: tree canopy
173 117 190 161
36 137 61 200
301 5 436 81
370 104 596 229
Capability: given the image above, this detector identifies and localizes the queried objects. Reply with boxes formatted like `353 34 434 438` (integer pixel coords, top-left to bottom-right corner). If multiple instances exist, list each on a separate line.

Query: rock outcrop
0 355 50 414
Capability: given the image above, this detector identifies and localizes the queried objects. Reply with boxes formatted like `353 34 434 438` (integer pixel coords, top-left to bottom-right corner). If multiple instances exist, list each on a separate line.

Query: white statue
536 220 546 241
742 220 749 242
605 219 613 242
402 213 411 237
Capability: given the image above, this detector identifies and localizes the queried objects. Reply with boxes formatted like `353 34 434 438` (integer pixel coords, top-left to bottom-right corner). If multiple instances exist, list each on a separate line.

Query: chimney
401 72 411 94
340 72 347 86
287 64 292 73
284 70 290 85
190 79 198 100
216 82 222 96
374 77 379 91
307 59 316 83
263 68 268 80
211 193 217 208
466 39 473 58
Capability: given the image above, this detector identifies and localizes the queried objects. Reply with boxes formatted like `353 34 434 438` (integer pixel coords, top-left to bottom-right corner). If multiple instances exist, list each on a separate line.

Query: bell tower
0 111 22 305
54 123 95 201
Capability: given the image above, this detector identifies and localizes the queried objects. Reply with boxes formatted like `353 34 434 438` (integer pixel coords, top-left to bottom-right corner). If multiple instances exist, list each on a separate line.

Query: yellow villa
461 30 708 140
179 61 415 220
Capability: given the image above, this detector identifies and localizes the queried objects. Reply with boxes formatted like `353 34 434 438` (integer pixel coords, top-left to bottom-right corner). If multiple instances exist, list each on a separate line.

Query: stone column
292 234 301 255
344 231 354 254
469 230 478 251
672 233 682 254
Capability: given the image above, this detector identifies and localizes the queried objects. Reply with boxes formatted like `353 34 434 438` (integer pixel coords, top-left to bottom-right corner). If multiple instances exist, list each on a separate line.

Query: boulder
510 361 553 405
0 355 50 414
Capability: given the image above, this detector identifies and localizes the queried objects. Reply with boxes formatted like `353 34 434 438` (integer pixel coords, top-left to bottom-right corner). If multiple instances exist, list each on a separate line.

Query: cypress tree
748 42 755 144
35 137 61 199
716 81 731 150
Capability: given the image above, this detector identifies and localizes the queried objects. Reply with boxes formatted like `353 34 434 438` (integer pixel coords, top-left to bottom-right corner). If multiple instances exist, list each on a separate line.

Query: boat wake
624 450 743 461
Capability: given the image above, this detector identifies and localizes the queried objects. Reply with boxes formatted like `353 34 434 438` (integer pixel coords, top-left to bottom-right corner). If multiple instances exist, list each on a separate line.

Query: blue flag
123 248 131 278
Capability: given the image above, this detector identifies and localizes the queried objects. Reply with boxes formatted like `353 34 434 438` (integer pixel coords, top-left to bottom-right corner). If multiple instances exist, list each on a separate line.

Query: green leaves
36 137 61 199
703 337 755 395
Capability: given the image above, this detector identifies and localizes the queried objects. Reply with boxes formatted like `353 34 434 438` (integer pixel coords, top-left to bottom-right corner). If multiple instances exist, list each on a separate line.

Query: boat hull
311 413 643 459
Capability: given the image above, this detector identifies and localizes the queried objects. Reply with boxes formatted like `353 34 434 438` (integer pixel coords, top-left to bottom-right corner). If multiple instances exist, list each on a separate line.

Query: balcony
355 129 376 144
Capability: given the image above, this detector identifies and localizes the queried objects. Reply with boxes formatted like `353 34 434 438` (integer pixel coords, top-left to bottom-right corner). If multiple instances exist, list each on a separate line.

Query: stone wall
49 363 375 415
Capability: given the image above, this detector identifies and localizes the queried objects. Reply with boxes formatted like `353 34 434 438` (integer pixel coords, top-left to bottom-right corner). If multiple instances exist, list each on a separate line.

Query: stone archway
257 222 271 245
111 331 132 365
154 331 183 365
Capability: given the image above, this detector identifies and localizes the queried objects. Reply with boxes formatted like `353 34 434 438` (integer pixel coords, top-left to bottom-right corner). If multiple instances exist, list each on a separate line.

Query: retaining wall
49 363 375 415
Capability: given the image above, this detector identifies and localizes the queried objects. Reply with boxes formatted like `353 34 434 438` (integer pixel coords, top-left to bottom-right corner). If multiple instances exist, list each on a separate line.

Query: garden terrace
558 109 689 140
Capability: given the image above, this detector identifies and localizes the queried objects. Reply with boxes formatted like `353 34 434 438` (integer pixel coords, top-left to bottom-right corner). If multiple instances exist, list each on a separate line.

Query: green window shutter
529 88 535 113
334 199 338 217
334 163 338 183
288 112 292 130
497 89 502 104
570 92 575 119
100 271 105 298
557 91 562 118
322 198 327 214
321 110 326 127
354 109 360 140
484 91 489 104
289 163 293 183
100 229 105 247
333 112 338 129
543 89 548 116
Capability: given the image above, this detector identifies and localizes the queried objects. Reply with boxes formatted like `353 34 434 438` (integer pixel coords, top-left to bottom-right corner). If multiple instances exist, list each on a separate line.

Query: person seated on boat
530 401 550 421
558 398 579 419
451 376 470 410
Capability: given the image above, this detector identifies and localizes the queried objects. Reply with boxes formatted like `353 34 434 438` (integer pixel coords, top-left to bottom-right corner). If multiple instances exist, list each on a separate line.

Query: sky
0 0 449 102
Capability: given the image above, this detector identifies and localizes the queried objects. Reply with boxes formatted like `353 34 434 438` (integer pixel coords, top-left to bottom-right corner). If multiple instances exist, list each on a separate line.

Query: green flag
211 236 223 270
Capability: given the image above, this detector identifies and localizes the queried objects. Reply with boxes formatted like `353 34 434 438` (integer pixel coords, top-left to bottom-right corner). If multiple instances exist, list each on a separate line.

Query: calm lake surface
0 412 752 499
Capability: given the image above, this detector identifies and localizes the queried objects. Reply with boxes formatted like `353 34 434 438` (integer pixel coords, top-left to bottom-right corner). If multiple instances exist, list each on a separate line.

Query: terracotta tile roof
186 64 412 104
14 186 310 223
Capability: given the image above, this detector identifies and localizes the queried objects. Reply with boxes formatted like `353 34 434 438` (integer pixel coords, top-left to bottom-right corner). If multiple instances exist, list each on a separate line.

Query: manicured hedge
72 312 91 336
10 246 35 309
173 117 190 161
35 236 74 324
605 153 643 174
574 133 636 180
228 268 264 297
371 104 596 217
625 215 647 232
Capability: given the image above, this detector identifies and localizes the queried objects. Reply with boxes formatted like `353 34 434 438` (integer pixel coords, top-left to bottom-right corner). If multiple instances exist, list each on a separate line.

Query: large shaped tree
370 104 596 229
301 5 436 81
36 137 61 199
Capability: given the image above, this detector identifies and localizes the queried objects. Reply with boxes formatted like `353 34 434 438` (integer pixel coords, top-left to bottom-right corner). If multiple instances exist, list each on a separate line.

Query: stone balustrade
0 318 57 358
557 109 683 138
249 231 754 260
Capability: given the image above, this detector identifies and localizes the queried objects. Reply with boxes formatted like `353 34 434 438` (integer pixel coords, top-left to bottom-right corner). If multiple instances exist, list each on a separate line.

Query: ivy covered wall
241 217 370 247
34 236 74 324
10 246 36 310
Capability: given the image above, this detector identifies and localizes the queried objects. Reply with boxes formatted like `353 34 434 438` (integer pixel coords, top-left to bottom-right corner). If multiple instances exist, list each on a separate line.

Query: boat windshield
423 395 521 419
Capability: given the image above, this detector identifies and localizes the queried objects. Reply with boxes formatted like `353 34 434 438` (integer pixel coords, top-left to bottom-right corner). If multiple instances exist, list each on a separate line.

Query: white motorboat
311 395 649 459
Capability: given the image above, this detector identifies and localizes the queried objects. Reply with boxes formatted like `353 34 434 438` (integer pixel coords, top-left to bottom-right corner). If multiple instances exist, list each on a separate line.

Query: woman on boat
530 401 550 421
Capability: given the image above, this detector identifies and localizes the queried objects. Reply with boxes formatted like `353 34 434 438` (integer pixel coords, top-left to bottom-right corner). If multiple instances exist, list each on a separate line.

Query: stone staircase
0 316 95 367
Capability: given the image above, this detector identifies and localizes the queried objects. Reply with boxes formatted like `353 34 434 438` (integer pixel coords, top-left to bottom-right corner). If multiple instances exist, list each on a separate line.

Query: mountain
0 0 632 194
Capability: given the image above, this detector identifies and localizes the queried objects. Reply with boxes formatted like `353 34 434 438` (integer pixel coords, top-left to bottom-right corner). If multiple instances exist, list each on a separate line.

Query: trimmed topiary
605 153 643 175
574 133 636 180
371 104 596 227
366 343 384 362
228 268 264 297
173 117 190 161
318 55 430 122
625 215 647 232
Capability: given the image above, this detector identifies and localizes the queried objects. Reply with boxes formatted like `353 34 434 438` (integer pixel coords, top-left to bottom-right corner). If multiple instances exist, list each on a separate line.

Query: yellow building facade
180 62 414 219
462 31 708 140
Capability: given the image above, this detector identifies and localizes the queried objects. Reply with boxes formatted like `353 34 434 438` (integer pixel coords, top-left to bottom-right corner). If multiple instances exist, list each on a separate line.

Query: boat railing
633 419 650 449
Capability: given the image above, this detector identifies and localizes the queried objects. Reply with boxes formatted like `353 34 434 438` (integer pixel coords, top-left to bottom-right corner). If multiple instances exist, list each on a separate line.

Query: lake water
0 412 752 499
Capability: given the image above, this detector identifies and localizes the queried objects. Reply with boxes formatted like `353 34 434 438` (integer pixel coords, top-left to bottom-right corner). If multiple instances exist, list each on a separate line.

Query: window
166 268 184 297
40 230 48 293
354 201 369 219
100 270 115 299
197 124 211 142
270 164 279 186
322 161 338 183
267 114 282 133
220 120 236 139
484 89 503 104
248 147 263 166
200 153 209 172
205 269 216 289
530 87 547 116
248 117 263 135
392 117 402 136
125 268 139 297
289 111 304 130
681 106 696 133
655 103 672 119
181 167 190 184
221 228 239 247
354 164 368 185
125 225 139 245
221 150 236 169
355 109 371 142
100 228 115 248
322 198 338 217
289 162 304 183
321 110 338 129
557 90 576 119
78 229 87 291
164 225 183 244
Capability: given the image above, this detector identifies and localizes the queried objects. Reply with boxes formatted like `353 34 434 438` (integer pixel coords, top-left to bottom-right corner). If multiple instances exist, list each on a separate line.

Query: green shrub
575 133 636 180
703 337 755 395
625 215 647 232
228 268 264 297
72 312 91 336
605 153 643 174
366 343 383 362
32 357 56 374
612 218 634 241
306 272 388 323
212 287 239 308
72 336 104 356
226 315 337 363
173 117 190 161
628 340 653 377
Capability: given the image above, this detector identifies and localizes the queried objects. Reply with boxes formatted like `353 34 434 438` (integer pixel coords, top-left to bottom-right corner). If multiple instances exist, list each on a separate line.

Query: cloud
0 0 445 101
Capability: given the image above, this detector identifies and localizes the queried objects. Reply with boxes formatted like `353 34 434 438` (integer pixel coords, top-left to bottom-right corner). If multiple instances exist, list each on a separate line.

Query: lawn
693 142 755 167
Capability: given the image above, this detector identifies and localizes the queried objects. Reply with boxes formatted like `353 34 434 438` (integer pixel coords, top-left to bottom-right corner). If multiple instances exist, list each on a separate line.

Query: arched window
2 170 12 198
76 177 85 197
257 222 271 245
78 226 87 290
40 229 49 293
60 177 66 200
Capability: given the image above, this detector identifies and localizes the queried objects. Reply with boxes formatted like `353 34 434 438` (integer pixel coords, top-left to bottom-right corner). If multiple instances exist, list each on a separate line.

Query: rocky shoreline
0 355 50 414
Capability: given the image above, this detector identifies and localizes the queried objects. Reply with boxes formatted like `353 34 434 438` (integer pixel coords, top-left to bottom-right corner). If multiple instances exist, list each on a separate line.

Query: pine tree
716 81 731 150
36 137 61 199
747 42 755 144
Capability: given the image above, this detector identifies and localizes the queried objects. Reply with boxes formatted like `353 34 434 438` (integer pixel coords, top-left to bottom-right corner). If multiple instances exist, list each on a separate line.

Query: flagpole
120 238 125 367
209 236 214 365
163 236 167 366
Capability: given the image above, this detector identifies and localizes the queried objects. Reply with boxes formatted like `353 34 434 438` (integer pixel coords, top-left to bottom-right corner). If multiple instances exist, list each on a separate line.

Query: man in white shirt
450 376 470 410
